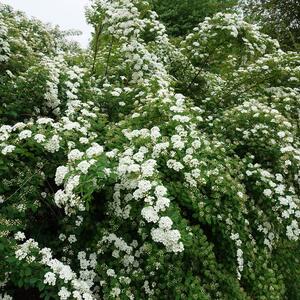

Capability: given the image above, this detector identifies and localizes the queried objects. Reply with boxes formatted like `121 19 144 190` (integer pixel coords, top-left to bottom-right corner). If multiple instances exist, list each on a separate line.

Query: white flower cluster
184 12 278 62
55 166 69 186
112 141 183 252
0 19 10 63
42 56 62 114
0 294 12 300
44 271 56 286
230 232 244 279
98 234 135 269
246 163 300 241
54 143 106 214
151 226 184 253
1 145 15 155
15 237 96 299
44 135 61 153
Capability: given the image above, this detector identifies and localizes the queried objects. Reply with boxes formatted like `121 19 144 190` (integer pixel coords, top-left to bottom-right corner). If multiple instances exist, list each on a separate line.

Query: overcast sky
1 0 92 47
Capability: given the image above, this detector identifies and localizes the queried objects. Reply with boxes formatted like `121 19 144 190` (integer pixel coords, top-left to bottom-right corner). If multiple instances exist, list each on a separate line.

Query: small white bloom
55 166 69 185
106 269 116 277
59 234 66 241
138 180 152 193
79 137 89 144
58 287 71 300
77 160 91 174
68 235 77 243
44 272 56 286
86 143 103 158
277 131 286 138
1 145 15 155
19 130 32 140
263 189 272 197
141 206 159 223
34 134 46 143
158 217 173 230
14 231 26 241
68 149 84 161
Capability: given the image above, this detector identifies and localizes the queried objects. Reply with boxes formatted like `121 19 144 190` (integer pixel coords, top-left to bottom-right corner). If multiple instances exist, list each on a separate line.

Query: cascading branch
0 0 299 299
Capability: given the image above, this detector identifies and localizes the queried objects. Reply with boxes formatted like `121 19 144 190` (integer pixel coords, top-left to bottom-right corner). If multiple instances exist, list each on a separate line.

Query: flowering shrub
0 1 300 299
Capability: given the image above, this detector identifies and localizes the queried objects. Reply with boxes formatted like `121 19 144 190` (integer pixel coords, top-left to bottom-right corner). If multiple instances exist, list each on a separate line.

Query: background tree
151 0 238 37
239 0 300 51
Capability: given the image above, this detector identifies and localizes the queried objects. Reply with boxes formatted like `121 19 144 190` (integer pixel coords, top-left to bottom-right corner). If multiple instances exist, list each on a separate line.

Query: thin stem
104 37 114 79
91 24 103 75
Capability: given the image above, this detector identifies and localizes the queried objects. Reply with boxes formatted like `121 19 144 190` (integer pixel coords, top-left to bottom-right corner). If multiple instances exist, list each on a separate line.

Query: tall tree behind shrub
239 0 300 51
151 0 238 37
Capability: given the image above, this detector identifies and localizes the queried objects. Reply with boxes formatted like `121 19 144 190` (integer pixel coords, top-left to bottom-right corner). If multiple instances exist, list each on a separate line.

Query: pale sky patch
1 0 93 48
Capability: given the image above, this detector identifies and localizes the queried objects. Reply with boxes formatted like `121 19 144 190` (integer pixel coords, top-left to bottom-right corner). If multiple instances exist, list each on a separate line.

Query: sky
1 0 92 47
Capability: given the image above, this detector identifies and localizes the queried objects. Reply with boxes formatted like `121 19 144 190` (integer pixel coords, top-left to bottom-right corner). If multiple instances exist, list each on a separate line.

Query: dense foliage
151 0 237 37
239 0 300 51
0 1 300 299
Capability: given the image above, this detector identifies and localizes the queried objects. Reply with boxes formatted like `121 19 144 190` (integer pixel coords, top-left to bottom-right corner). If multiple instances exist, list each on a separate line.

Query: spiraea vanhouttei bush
0 1 299 299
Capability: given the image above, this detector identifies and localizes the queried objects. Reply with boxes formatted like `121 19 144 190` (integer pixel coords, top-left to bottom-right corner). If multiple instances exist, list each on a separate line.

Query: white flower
54 190 68 207
58 287 71 300
237 192 244 198
141 206 159 223
79 137 89 144
141 159 156 177
151 228 184 253
191 140 201 149
44 272 56 286
111 287 121 297
277 131 286 138
75 216 83 226
68 235 77 243
138 180 152 193
167 159 184 171
55 166 69 185
284 160 291 167
86 143 104 158
128 164 140 173
36 117 53 125
19 130 32 140
111 91 120 97
150 126 161 140
34 134 46 143
59 234 66 241
237 249 243 257
0 294 13 300
68 149 84 161
275 184 285 195
155 197 170 211
106 269 116 277
154 185 167 198
77 160 91 174
14 231 26 241
263 189 272 197
1 145 15 155
45 135 61 153
172 115 190 123
158 217 173 230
